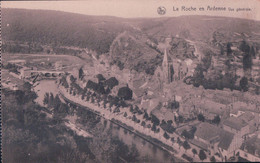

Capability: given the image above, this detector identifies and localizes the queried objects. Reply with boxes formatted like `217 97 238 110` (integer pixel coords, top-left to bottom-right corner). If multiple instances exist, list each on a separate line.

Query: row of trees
43 92 70 117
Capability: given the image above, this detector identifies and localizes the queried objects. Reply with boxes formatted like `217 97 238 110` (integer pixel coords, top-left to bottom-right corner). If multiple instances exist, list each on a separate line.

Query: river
35 79 179 162
34 80 59 105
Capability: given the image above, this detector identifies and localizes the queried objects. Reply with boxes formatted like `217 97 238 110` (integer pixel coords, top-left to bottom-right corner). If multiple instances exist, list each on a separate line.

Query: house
193 122 237 158
218 131 242 161
239 135 260 162
196 99 226 119
238 112 258 133
19 67 32 79
223 116 250 139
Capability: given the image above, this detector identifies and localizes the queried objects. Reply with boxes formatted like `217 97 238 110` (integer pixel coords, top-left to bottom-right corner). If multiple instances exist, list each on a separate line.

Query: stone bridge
31 70 65 77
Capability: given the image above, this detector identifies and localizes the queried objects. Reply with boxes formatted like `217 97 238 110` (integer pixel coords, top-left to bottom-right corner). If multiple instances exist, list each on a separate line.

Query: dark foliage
160 120 175 133
199 150 207 161
86 80 105 94
198 113 205 122
240 77 248 92
150 114 160 126
2 9 129 54
104 77 119 89
117 87 133 100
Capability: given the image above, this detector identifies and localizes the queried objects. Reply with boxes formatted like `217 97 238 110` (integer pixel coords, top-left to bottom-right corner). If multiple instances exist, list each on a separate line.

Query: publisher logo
157 6 166 15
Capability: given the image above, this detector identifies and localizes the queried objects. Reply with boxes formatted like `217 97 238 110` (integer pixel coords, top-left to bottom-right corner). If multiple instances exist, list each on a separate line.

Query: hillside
2 8 260 77
3 9 260 55
137 15 260 43
109 31 162 74
1 8 133 54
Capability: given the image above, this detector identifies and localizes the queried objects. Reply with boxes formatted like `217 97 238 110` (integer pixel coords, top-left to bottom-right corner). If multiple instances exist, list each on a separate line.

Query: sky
2 0 260 21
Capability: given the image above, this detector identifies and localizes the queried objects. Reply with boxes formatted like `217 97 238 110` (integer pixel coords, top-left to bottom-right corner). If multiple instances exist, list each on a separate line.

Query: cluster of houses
190 99 260 161
70 46 260 162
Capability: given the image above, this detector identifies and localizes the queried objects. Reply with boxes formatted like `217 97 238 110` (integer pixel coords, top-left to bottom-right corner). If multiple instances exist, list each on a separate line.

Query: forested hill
2 8 260 55
1 8 134 54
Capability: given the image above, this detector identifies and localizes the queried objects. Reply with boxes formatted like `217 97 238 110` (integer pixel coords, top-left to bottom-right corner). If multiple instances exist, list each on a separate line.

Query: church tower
162 49 174 83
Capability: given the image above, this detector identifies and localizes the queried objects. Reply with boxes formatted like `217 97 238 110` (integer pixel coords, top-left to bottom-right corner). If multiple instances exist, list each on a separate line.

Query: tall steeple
162 48 173 83
163 49 169 67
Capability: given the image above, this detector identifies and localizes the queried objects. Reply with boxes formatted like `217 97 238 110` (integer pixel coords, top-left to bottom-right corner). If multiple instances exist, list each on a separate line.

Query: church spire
163 48 168 64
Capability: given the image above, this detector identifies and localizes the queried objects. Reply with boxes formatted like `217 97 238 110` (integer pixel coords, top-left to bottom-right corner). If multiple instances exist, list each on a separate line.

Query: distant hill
1 8 133 54
2 8 260 75
138 15 260 42
3 9 260 54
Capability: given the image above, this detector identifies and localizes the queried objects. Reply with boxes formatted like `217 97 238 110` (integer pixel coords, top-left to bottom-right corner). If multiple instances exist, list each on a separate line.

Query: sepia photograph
1 0 260 162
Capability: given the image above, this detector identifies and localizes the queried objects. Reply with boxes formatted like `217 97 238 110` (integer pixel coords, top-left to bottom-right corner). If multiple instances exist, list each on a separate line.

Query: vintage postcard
1 0 260 162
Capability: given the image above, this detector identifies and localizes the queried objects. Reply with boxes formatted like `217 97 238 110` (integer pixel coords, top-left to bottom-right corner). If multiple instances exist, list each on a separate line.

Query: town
3 40 260 162
2 6 260 163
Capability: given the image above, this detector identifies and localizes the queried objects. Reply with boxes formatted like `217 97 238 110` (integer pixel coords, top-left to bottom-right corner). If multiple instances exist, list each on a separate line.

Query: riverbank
58 85 187 162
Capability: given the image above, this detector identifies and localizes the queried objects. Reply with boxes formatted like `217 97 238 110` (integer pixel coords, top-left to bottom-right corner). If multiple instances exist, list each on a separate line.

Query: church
154 49 174 87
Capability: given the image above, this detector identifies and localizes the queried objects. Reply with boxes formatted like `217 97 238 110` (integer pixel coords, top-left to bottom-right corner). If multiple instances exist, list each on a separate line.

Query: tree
151 114 160 126
104 77 118 89
197 113 205 122
53 95 61 110
210 156 216 162
143 111 149 120
183 140 191 151
123 112 127 117
141 121 146 127
243 53 252 71
163 132 170 139
49 93 54 107
130 105 134 113
212 115 221 125
78 67 84 80
240 77 248 92
132 115 137 122
117 87 133 100
192 148 197 156
199 150 207 161
227 42 233 56
151 124 156 132
70 75 76 83
181 129 191 139
43 93 49 105
239 40 250 53
177 137 182 149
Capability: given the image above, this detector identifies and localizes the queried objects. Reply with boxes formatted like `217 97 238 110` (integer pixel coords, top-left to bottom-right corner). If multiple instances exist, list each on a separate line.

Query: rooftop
195 123 222 142
241 135 260 157
238 112 255 123
195 123 234 150
223 116 248 131
218 130 235 150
